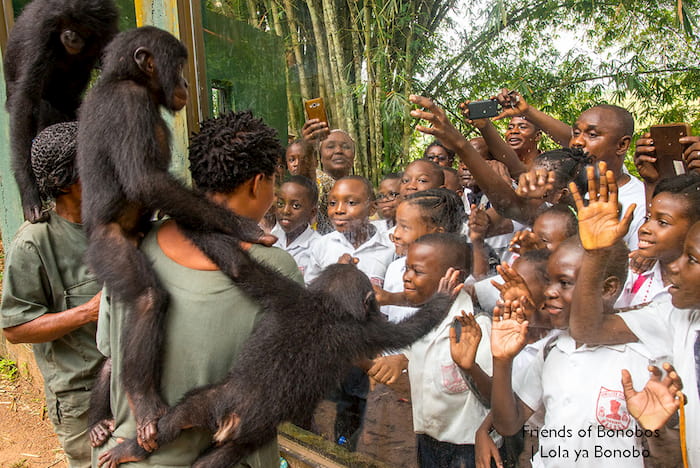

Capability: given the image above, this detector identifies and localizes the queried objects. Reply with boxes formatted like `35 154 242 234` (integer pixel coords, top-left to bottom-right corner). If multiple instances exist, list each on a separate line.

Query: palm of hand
451 333 480 370
626 381 678 430
491 319 526 359
577 200 625 250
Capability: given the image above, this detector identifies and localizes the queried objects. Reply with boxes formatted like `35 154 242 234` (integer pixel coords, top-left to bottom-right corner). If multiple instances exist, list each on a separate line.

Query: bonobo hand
89 418 115 447
367 354 408 386
22 188 48 224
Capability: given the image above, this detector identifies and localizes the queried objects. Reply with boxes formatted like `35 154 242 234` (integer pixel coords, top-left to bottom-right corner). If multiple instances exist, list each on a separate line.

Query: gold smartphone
304 97 328 125
650 123 692 179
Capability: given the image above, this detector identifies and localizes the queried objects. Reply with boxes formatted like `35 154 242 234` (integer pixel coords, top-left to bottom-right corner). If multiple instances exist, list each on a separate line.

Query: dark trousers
416 433 476 468
330 366 368 451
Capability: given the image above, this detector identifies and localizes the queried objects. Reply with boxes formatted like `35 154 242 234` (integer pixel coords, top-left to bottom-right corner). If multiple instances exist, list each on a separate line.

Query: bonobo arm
180 228 306 311
88 358 114 447
365 292 453 351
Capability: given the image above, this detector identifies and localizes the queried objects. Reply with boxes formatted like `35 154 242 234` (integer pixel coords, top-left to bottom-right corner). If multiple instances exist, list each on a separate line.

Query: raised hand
493 89 529 121
569 161 636 251
301 118 330 143
622 363 684 430
634 132 659 184
449 310 482 371
409 95 468 153
681 136 700 174
491 300 528 360
491 263 535 308
468 204 489 244
367 354 408 386
508 229 545 255
516 168 556 200
437 267 465 297
458 100 489 129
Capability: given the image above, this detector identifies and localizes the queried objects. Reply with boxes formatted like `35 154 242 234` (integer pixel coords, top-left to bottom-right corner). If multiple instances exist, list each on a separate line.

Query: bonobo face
60 29 85 55
170 64 189 111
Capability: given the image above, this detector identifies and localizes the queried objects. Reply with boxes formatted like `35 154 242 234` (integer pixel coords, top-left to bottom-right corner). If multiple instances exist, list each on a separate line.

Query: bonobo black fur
97 239 454 468
3 0 119 222
77 26 271 448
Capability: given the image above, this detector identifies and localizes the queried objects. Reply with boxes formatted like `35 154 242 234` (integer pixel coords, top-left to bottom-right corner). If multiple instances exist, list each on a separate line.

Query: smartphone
467 99 499 119
304 97 329 125
650 123 692 179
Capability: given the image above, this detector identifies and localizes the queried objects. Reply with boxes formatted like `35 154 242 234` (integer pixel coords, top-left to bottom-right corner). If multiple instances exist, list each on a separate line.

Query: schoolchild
442 166 464 198
285 139 316 179
490 235 660 468
372 172 402 233
1 122 103 468
271 175 321 283
568 163 697 465
615 173 700 308
304 175 394 285
400 159 445 198
423 139 455 167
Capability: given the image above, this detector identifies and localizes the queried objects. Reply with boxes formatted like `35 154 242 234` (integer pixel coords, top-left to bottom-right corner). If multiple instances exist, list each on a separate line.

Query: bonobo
3 0 119 222
97 240 457 467
77 26 273 448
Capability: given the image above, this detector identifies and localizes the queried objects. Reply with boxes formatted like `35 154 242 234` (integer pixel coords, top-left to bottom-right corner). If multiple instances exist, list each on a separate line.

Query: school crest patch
596 386 630 430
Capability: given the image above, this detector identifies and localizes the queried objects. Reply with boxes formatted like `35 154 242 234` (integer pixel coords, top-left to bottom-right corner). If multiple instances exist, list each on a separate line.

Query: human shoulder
248 244 304 284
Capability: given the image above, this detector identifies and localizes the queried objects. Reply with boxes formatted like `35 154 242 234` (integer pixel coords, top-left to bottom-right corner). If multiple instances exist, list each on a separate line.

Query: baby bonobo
98 242 458 468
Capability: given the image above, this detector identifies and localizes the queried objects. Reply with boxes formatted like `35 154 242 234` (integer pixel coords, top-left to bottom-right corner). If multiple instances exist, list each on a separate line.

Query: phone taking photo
304 97 329 126
467 99 499 119
650 123 692 179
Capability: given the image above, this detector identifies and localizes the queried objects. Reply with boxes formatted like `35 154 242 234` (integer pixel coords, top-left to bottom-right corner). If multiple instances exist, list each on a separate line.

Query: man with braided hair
1 121 103 468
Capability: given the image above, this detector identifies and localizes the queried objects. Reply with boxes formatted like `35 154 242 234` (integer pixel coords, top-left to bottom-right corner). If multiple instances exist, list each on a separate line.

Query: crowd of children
2 83 699 468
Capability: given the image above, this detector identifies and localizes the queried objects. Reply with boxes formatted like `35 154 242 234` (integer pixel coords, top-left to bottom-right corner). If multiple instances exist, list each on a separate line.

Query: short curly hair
188 110 283 193
30 121 79 201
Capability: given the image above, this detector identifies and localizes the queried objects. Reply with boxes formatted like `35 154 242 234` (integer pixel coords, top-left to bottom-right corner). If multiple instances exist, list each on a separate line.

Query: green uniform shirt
1 213 102 400
96 223 303 467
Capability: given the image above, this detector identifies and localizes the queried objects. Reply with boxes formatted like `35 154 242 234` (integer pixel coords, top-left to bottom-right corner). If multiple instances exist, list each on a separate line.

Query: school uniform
515 330 658 468
614 261 670 309
271 223 321 284
380 257 418 323
405 290 491 467
618 302 700 467
304 227 395 286
616 176 646 251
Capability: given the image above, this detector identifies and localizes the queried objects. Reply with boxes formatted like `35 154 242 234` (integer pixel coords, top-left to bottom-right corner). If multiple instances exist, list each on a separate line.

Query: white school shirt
271 223 321 284
515 331 657 468
380 256 418 323
614 261 670 309
304 228 395 286
617 175 646 251
619 303 700 467
405 290 492 444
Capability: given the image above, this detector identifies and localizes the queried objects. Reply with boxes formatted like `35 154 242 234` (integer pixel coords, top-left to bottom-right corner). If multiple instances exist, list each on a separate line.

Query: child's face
276 182 316 235
637 193 692 264
570 107 628 175
511 257 551 330
505 117 540 152
403 243 448 305
533 212 570 251
400 160 443 196
442 169 463 196
425 145 452 167
668 222 700 309
543 246 584 329
376 178 401 220
320 132 355 179
327 179 372 233
286 143 303 175
458 162 477 190
392 202 439 256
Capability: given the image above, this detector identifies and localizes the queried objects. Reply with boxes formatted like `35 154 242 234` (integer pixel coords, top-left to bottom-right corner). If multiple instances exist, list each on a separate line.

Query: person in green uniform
1 121 103 468
93 110 303 467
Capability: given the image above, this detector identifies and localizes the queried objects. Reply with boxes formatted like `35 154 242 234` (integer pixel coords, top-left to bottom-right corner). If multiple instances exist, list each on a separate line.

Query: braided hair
403 188 466 233
30 121 79 201
534 147 592 196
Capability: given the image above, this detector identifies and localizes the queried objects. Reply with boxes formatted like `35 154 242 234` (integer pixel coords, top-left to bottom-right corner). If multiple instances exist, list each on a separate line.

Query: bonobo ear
134 47 156 76
363 290 378 317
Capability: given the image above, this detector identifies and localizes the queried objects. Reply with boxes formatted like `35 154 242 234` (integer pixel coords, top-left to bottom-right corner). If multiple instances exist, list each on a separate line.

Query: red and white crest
596 386 631 430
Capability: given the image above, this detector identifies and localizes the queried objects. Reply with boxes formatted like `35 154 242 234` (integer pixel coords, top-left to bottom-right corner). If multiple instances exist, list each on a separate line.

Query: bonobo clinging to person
97 238 459 468
3 0 119 222
77 26 274 448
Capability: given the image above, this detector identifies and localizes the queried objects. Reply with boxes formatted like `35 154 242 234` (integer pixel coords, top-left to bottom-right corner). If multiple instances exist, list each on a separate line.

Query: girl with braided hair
1 121 103 468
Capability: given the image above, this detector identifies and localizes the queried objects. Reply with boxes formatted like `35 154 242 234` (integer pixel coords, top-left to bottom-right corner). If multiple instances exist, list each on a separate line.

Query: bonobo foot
98 439 148 468
89 419 115 447
136 407 166 452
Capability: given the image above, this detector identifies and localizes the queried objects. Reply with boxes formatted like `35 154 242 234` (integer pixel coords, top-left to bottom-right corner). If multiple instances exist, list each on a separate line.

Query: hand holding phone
650 123 692 179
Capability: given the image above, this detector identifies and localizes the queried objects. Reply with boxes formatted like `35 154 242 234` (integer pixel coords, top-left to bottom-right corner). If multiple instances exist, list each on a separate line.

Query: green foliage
0 358 19 381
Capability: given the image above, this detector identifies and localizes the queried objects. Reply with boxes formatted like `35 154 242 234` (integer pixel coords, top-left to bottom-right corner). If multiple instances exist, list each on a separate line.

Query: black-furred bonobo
4 0 118 222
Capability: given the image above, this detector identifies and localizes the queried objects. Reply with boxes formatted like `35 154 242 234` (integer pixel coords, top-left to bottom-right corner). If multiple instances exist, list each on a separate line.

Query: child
615 173 700 308
92 110 303 467
305 175 395 285
402 233 488 467
271 175 320 282
400 159 445 197
285 139 316 179
442 166 464 198
372 172 402 232
423 140 455 167
1 122 103 468
568 163 697 465
490 235 660 468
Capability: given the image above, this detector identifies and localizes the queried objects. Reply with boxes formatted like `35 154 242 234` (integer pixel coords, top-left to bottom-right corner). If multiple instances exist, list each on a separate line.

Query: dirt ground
0 374 67 468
